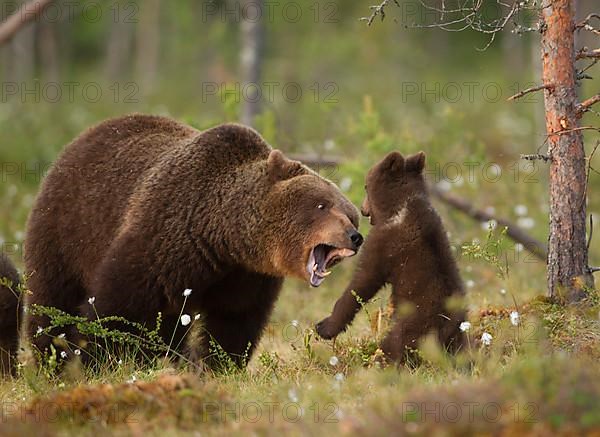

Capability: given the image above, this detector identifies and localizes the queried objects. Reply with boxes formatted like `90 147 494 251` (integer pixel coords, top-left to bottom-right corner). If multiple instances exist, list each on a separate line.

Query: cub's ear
380 151 405 175
405 151 426 173
267 149 304 181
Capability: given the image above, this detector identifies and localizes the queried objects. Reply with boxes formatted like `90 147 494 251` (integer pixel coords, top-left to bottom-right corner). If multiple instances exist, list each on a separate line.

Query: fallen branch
428 183 548 261
0 0 53 46
507 84 553 101
288 154 341 168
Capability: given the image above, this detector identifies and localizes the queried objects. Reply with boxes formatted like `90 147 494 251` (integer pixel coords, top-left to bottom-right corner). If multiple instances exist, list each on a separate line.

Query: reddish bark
541 0 594 301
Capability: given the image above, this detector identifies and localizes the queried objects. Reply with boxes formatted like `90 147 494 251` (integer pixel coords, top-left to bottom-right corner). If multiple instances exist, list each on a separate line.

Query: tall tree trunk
239 0 265 126
135 0 160 92
541 0 593 301
38 20 59 83
104 19 133 80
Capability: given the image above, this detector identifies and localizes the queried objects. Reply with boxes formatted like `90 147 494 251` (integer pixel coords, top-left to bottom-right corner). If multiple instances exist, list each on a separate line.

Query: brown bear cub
24 114 362 369
0 253 21 375
316 151 465 363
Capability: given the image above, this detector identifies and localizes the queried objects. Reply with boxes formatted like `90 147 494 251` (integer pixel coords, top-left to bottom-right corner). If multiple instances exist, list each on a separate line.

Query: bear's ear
267 149 304 181
380 151 405 175
405 151 426 173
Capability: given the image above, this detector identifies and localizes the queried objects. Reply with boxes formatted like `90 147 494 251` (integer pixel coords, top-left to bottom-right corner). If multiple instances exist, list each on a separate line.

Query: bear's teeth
312 263 318 272
320 270 332 277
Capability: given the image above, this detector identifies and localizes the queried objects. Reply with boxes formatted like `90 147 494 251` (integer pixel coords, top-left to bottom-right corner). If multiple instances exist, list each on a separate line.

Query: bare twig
576 13 600 36
576 48 600 60
360 0 400 26
577 94 600 115
0 0 54 46
507 84 553 101
582 141 600 208
521 153 551 162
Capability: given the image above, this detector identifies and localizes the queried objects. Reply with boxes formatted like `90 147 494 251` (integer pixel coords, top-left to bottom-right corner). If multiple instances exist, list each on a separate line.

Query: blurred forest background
1 1 600 433
1 0 599 308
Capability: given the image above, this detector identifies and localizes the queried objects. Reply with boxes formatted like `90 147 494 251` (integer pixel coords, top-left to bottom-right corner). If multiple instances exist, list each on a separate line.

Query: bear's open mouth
306 244 356 287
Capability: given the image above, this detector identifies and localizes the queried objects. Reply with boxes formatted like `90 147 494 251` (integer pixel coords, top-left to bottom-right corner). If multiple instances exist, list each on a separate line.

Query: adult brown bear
316 151 465 363
25 114 363 367
0 253 20 375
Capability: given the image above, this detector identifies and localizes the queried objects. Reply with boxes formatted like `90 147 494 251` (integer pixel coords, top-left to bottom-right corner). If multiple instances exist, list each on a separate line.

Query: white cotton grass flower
459 321 471 332
510 311 520 326
500 288 507 295
288 388 298 402
514 205 528 216
291 320 299 328
437 180 452 192
481 332 493 346
57 333 65 339
74 349 81 356
88 296 95 305
466 280 475 289
180 314 191 326
60 351 67 359
194 314 201 321
118 359 123 365
36 326 43 335
517 217 535 229
481 219 498 231
183 289 192 297
329 356 339 366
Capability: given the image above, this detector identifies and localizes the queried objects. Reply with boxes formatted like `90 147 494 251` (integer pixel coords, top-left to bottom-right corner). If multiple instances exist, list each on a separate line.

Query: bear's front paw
315 317 342 340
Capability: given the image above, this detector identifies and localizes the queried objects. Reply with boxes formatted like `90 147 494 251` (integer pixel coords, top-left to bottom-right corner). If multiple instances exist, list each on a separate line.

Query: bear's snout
348 230 364 250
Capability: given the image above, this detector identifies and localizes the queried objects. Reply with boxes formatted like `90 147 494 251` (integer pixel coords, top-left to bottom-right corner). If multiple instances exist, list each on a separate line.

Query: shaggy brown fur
316 151 465 362
24 114 362 368
0 253 20 375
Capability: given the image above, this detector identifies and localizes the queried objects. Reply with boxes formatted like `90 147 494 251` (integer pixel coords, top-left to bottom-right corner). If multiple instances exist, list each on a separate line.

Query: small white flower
334 373 344 382
437 180 452 192
500 288 507 295
482 219 498 231
118 359 123 365
510 311 520 326
180 314 191 326
329 356 339 366
459 321 471 332
74 349 81 356
194 314 201 321
88 297 95 305
60 351 67 359
127 375 137 384
57 333 65 339
183 289 192 297
36 326 43 335
481 332 493 346
515 243 524 253
466 280 475 288
514 205 528 216
517 217 535 229
288 388 298 402
291 320 299 328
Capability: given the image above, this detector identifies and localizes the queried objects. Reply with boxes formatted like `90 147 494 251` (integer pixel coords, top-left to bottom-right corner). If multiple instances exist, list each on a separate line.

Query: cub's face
361 151 427 225
266 150 363 287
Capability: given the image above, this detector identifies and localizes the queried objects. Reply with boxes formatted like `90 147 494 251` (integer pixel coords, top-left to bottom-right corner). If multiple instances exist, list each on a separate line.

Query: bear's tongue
307 245 356 287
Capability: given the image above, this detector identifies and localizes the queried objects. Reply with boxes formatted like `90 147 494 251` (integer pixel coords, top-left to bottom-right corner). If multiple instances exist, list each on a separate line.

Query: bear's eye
317 203 325 210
